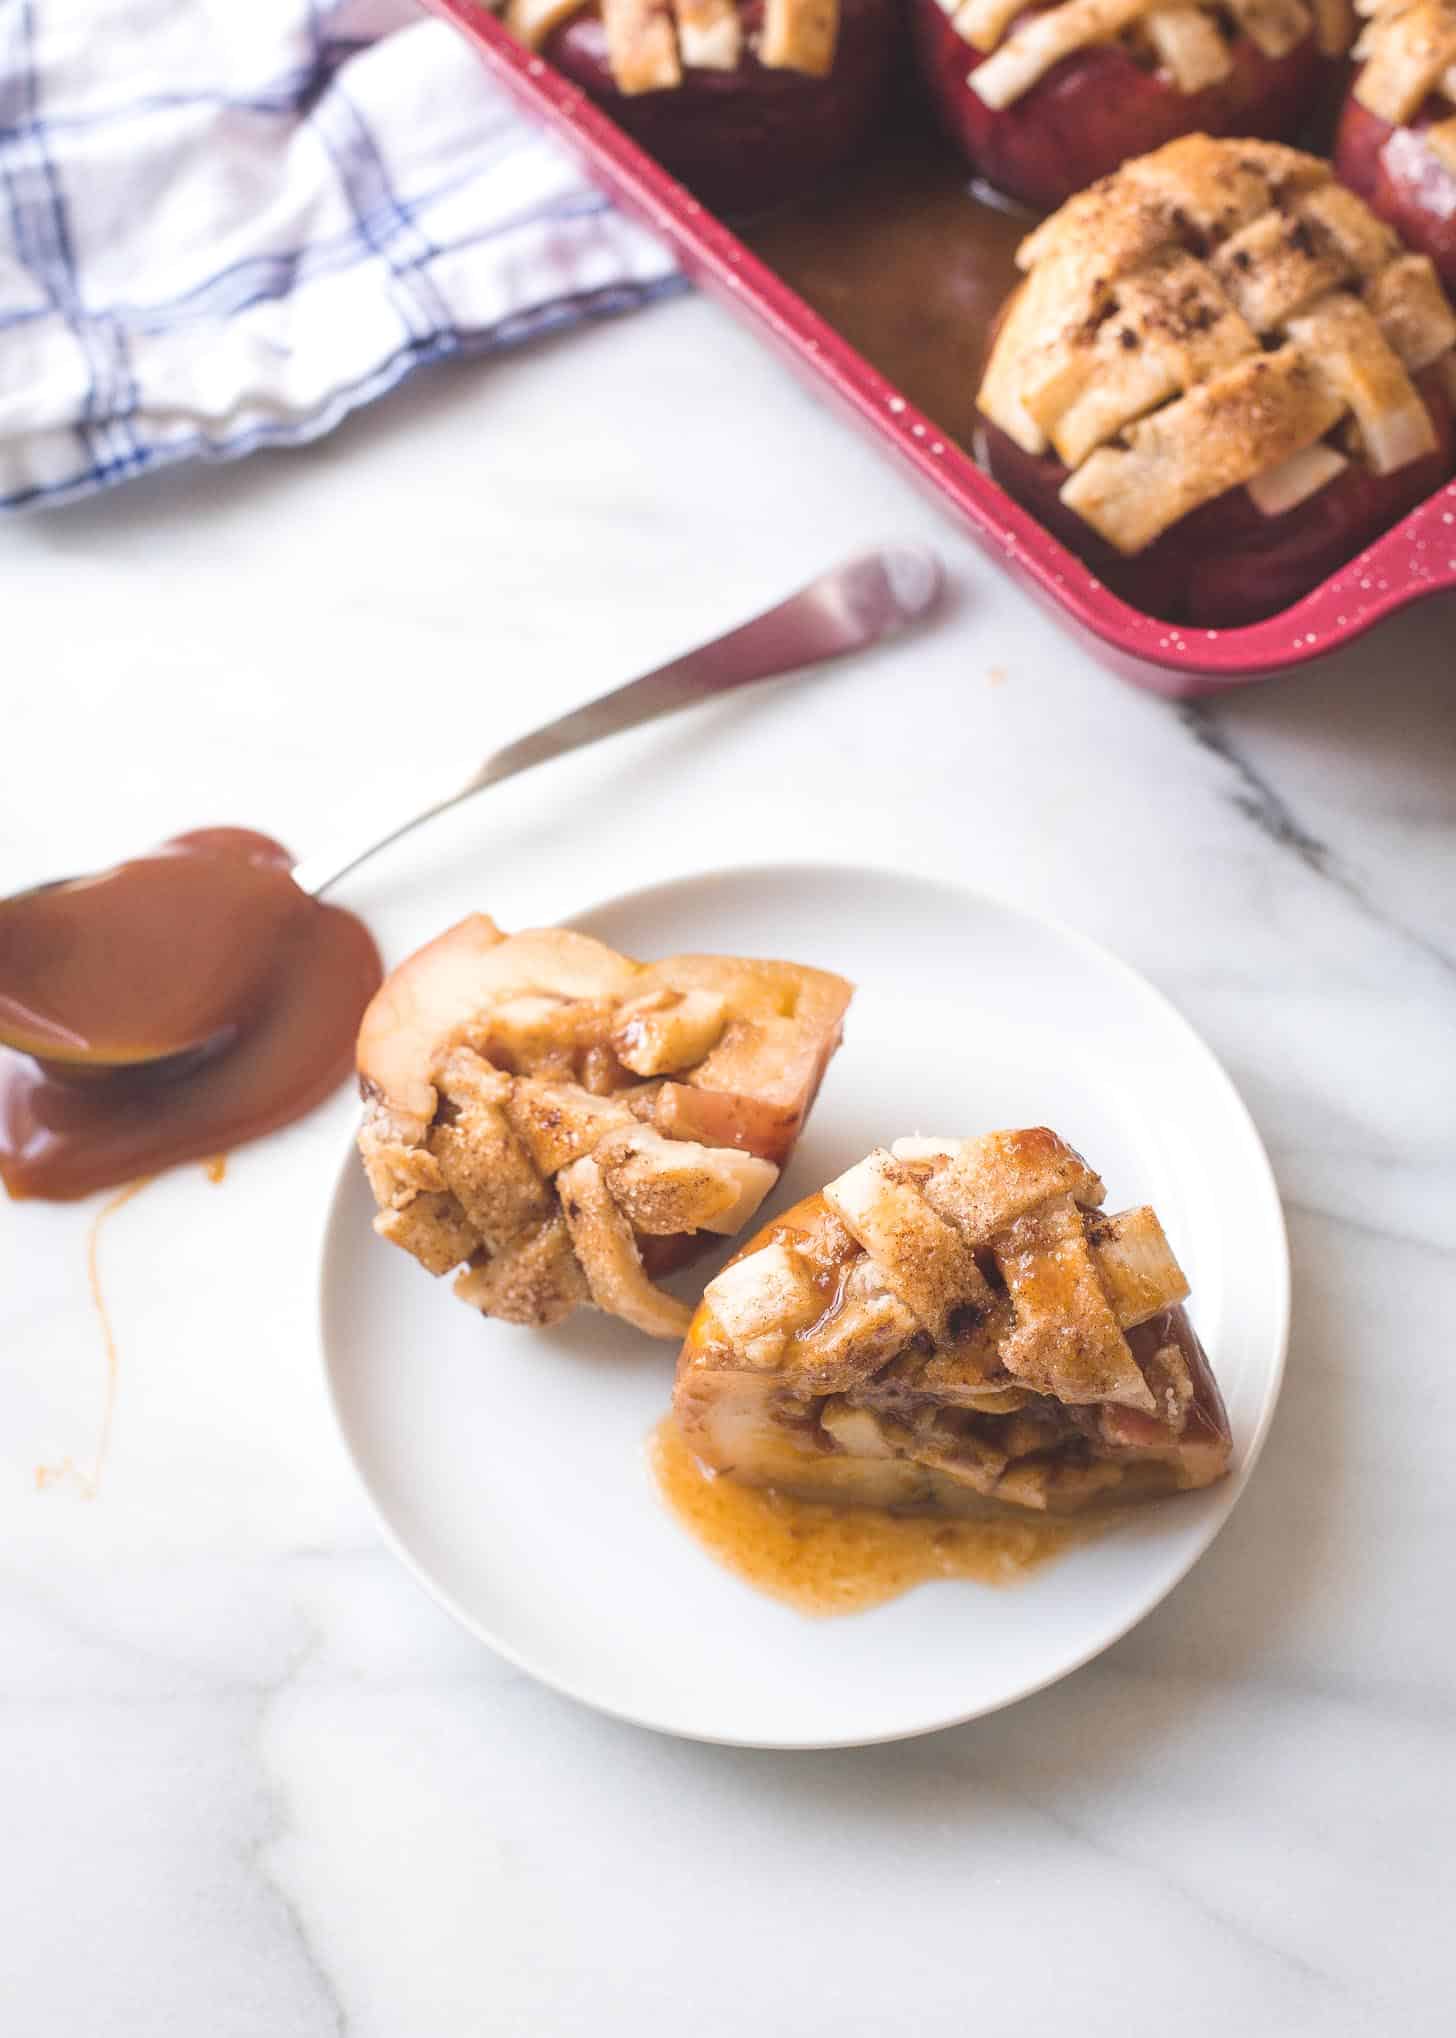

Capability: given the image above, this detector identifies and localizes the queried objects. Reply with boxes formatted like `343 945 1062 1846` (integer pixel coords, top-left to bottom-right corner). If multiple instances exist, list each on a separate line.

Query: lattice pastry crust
1352 0 1456 171
977 135 1456 553
936 0 1353 109
502 0 839 93
357 915 851 1338
674 1129 1232 1515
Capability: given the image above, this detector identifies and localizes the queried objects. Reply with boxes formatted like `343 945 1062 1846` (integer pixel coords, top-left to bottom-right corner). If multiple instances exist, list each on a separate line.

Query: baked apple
977 136 1456 626
356 913 851 1338
499 0 899 213
673 1129 1232 1515
1334 0 1456 293
908 0 1352 212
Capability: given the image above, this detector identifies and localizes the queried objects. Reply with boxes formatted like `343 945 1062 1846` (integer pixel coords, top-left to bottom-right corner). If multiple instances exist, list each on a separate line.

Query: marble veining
1181 702 1456 982
1 290 1452 2037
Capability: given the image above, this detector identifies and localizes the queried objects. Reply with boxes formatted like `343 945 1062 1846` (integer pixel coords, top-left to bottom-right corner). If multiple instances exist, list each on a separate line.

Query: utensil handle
292 545 941 899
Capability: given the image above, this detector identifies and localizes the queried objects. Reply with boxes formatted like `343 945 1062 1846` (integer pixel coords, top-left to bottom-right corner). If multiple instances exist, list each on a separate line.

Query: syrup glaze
651 1417 1083 1616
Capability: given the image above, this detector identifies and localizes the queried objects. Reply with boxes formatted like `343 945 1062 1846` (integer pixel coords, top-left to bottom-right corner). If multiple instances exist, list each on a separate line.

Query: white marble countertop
3 283 1453 2038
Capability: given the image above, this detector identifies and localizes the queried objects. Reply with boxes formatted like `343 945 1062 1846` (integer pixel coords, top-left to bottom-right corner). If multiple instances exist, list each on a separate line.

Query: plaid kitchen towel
0 0 681 508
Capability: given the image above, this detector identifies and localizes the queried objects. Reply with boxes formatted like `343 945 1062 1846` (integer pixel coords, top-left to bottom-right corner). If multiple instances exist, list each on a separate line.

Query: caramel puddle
650 1419 1088 1617
0 827 380 1202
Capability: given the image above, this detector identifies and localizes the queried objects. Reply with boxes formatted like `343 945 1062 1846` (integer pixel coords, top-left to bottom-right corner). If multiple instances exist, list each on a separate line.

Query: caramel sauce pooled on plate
651 1418 1082 1616
0 828 382 1200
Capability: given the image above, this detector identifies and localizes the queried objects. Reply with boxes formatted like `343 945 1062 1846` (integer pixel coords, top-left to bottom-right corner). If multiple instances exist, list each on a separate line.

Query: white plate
320 863 1288 1749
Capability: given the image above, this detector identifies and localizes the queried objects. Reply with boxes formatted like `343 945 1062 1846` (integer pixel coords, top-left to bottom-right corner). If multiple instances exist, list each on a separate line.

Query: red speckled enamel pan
427 0 1456 697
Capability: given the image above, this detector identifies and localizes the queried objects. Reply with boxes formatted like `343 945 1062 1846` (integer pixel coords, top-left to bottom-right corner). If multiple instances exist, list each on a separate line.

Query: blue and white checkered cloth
0 0 681 509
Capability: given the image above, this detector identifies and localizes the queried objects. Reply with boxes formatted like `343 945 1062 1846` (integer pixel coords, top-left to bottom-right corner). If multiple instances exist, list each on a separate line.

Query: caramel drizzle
34 1176 153 1499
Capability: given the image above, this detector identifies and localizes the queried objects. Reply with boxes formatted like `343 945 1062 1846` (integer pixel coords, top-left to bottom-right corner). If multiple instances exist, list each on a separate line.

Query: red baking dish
426 0 1456 696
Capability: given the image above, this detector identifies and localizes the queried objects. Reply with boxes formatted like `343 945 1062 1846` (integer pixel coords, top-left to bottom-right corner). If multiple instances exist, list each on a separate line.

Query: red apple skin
981 366 1455 625
546 0 898 216
1334 91 1456 293
909 0 1328 211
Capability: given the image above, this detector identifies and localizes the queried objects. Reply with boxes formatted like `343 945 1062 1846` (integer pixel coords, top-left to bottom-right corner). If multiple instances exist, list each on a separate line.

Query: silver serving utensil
291 544 942 897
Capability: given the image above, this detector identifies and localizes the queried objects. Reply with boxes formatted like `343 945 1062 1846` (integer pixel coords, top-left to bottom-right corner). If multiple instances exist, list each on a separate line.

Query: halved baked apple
674 1129 1231 1514
910 0 1351 213
977 136 1456 626
498 0 898 214
357 914 852 1337
1334 0 1456 294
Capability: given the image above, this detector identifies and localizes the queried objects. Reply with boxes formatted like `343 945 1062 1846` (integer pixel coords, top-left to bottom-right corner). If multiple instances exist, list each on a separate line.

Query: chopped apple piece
819 1399 898 1457
889 1136 959 1162
701 1240 825 1361
1248 442 1349 515
1145 6 1234 91
611 988 728 1077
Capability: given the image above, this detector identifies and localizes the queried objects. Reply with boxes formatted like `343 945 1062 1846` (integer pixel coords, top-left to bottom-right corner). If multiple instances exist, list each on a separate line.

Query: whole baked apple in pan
356 915 851 1338
673 1129 1232 1516
976 136 1456 627
1334 0 1456 294
499 0 899 214
909 0 1352 212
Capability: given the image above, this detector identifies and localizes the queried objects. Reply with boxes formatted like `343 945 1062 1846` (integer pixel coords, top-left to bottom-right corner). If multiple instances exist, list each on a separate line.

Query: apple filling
674 1129 1232 1514
356 914 852 1337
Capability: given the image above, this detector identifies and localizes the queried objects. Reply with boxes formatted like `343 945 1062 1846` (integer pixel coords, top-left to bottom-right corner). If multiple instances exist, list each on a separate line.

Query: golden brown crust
506 0 592 48
453 1219 589 1327
674 1131 1229 1516
673 0 743 66
978 136 1456 554
502 0 840 86
760 0 838 72
1060 350 1347 553
601 0 683 92
1353 0 1456 128
949 0 1349 110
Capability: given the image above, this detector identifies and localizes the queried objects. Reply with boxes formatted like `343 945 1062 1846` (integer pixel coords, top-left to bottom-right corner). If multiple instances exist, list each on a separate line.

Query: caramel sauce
742 123 1027 454
35 1176 152 1496
0 829 382 1201
651 1418 1084 1616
